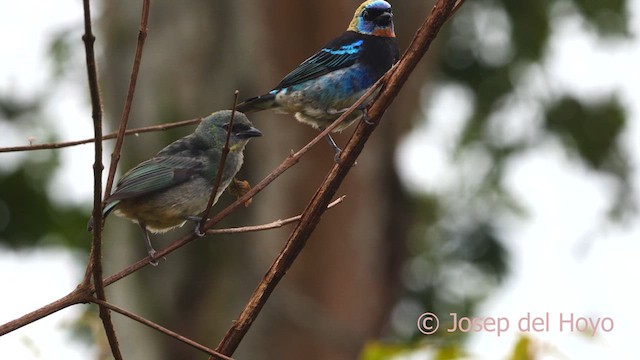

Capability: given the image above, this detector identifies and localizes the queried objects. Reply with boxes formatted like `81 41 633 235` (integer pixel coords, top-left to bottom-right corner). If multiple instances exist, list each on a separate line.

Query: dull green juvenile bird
93 110 261 263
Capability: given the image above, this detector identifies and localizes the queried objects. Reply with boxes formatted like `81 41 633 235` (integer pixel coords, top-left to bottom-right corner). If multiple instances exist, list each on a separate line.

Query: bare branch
0 288 88 336
82 0 124 357
102 0 150 199
89 298 235 360
199 91 240 235
205 196 346 235
0 118 202 154
212 0 461 357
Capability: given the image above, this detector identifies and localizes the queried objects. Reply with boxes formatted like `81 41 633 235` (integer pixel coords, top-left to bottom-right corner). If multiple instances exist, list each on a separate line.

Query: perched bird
236 0 399 157
90 110 261 263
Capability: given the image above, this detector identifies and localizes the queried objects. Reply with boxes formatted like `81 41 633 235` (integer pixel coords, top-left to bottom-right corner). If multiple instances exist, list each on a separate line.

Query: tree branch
0 118 202 154
213 0 460 357
205 196 345 235
0 287 89 336
102 0 150 199
89 298 235 360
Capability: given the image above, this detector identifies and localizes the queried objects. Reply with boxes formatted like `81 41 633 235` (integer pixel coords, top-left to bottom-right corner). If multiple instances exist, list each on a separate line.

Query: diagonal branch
213 0 461 357
0 287 89 336
89 298 235 360
102 0 150 199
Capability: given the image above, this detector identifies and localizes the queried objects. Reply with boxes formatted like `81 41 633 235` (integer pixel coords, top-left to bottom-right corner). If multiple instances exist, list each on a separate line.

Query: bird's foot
140 225 163 266
333 150 342 164
361 108 374 125
147 249 163 266
332 149 358 166
194 226 207 237
186 216 208 237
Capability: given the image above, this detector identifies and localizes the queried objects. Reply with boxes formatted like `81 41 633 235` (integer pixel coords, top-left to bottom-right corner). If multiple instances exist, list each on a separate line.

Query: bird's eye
362 9 372 21
222 122 231 131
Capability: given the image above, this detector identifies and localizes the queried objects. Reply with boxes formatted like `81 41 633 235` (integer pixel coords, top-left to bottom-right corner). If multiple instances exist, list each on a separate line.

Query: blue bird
236 0 399 157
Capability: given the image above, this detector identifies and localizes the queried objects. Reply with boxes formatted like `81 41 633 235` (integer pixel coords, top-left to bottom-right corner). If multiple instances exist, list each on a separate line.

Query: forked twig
0 195 346 335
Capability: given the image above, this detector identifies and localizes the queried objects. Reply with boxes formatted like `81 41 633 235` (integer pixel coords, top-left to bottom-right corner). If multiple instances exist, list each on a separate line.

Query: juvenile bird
236 0 399 158
91 110 261 264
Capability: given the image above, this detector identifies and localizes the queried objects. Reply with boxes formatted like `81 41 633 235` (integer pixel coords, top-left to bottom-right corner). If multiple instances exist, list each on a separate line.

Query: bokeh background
1 0 638 359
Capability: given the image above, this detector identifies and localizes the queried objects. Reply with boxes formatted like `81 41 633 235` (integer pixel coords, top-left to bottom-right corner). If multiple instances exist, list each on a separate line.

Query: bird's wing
275 32 364 89
106 156 203 202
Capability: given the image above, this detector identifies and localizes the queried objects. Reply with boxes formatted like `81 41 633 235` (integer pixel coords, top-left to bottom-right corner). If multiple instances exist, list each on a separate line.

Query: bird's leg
186 215 208 237
321 129 357 166
138 223 159 266
325 133 343 163
319 126 342 163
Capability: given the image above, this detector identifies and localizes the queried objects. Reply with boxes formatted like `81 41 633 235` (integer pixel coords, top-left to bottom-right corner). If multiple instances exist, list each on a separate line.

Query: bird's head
348 0 395 38
197 110 262 151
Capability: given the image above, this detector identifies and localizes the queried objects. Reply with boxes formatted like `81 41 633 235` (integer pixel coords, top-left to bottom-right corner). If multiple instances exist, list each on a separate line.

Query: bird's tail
87 200 119 232
236 93 277 113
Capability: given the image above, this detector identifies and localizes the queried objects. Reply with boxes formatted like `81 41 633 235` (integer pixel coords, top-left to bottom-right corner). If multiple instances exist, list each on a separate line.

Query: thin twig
89 298 235 360
212 0 460 357
81 0 122 358
205 196 346 235
102 0 150 199
199 91 240 235
0 118 202 154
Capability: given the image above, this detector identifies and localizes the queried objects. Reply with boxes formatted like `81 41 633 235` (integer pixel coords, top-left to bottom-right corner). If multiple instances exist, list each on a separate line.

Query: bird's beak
374 11 392 26
237 126 262 139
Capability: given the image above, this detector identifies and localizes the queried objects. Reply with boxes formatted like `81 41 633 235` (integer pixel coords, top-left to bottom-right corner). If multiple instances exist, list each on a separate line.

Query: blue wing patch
321 40 363 56
275 39 364 90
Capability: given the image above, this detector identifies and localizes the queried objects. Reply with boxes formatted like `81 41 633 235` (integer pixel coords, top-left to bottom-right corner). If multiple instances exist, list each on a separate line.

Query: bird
236 0 399 158
89 110 262 264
